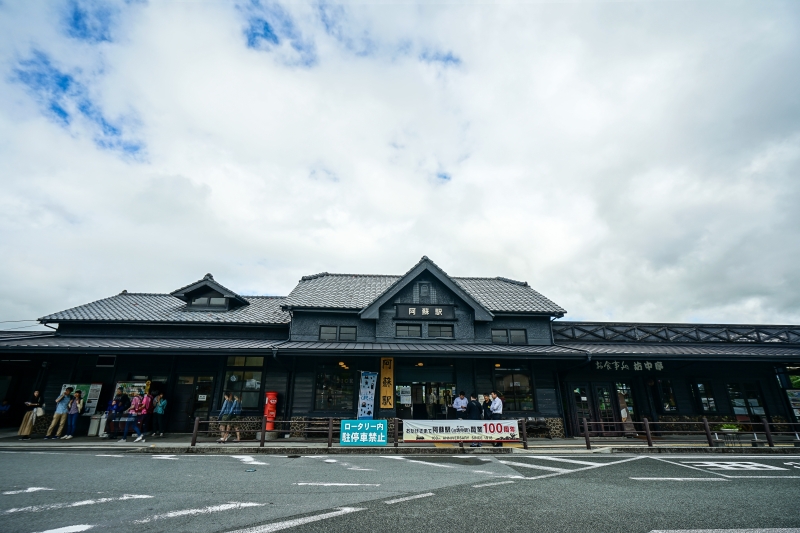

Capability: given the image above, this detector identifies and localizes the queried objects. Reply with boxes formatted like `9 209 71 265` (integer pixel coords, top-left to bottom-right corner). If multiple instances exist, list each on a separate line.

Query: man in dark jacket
466 393 483 447
105 387 130 439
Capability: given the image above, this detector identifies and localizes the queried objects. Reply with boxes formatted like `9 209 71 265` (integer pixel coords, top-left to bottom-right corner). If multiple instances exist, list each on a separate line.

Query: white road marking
226 507 365 533
651 458 800 479
2 487 53 495
294 482 380 487
517 455 647 480
404 459 454 468
498 460 572 473
630 478 728 482
531 456 603 466
347 467 374 471
472 480 516 488
650 529 800 532
152 455 178 460
383 493 434 505
232 455 267 465
4 494 152 514
95 455 125 458
323 459 337 463
134 502 264 523
33 525 94 533
683 462 787 471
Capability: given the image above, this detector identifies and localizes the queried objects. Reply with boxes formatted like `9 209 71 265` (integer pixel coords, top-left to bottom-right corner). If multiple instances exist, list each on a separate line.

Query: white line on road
2 487 53 495
404 459 454 468
347 467 375 471
650 457 800 479
630 478 728 482
134 502 265 523
383 493 434 505
33 525 94 533
95 455 125 458
497 460 572 473
152 455 179 460
226 507 365 533
232 456 267 465
472 480 516 488
516 455 647 480
531 456 604 467
4 494 152 514
294 482 380 487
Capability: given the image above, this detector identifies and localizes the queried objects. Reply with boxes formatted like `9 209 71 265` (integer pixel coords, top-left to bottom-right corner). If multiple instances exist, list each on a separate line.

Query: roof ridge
455 276 529 286
300 272 401 281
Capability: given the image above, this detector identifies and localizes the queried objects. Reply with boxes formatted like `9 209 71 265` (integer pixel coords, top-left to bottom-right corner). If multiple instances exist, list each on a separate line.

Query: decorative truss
552 322 800 344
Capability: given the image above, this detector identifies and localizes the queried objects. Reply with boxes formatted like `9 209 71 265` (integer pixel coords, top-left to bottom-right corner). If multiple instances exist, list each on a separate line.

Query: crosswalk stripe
383 493 434 505
4 494 152 514
134 502 265 523
226 507 366 533
33 525 94 533
2 487 53 495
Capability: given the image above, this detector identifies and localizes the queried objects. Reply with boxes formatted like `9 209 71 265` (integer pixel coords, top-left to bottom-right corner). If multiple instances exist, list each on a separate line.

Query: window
494 368 534 411
726 382 767 422
396 324 421 337
491 329 509 344
319 326 338 341
692 382 717 413
428 324 453 338
656 379 678 413
190 296 226 307
509 329 527 345
315 365 354 411
223 356 264 409
339 326 357 341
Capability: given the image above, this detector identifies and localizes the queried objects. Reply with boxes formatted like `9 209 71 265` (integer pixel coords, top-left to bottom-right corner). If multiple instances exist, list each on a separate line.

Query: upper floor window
319 326 357 341
491 329 527 345
396 324 422 337
191 297 227 307
428 324 453 338
491 329 508 344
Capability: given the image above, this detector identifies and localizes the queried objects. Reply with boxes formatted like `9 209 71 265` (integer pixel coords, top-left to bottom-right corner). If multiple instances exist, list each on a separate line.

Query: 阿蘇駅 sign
396 304 454 320
403 420 520 442
340 420 388 446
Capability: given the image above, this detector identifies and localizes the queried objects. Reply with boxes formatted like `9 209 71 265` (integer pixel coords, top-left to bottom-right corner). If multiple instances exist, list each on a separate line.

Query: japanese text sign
595 361 664 371
379 357 394 409
396 304 455 320
340 420 388 446
403 420 520 442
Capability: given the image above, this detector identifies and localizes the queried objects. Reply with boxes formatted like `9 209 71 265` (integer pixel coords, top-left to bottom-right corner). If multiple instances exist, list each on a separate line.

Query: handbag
35 407 45 417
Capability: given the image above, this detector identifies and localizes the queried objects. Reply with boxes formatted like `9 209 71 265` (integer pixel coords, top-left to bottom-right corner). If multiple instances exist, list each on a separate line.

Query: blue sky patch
420 49 462 67
240 1 317 67
12 50 144 157
436 172 452 182
63 0 116 43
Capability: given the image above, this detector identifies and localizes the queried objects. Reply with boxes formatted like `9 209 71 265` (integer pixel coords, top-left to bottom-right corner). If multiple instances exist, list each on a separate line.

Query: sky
1 0 799 330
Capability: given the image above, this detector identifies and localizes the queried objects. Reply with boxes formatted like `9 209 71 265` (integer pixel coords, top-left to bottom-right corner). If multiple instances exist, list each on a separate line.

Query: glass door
570 384 592 435
616 382 636 433
726 382 767 424
593 384 617 434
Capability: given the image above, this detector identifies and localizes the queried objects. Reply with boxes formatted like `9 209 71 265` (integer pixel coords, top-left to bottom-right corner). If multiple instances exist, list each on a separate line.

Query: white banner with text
402 419 520 442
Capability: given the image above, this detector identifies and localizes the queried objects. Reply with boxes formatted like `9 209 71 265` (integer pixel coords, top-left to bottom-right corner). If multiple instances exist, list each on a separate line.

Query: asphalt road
1 450 799 533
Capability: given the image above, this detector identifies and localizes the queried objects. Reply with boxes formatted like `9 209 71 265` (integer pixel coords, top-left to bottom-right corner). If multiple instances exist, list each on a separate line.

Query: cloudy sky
1 0 799 330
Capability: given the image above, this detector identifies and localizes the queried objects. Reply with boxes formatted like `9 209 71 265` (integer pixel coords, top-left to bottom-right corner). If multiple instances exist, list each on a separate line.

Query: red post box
264 391 278 431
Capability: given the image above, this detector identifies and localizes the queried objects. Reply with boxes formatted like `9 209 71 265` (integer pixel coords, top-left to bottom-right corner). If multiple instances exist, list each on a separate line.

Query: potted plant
719 424 739 432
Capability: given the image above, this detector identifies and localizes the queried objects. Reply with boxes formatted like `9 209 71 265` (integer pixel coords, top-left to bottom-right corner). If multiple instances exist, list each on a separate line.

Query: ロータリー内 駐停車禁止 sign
340 420 388 446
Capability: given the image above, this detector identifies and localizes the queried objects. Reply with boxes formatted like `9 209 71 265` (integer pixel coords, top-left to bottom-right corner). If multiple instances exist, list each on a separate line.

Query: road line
4 494 152 514
347 467 374 471
720 476 800 479
531 456 603 466
498 460 572 473
232 455 267 465
95 455 125 458
152 455 178 460
226 507 365 533
519 455 647 480
134 502 265 523
630 477 728 481
383 493 434 504
294 482 380 487
33 525 94 533
472 480 516 488
2 487 53 495
404 459 454 468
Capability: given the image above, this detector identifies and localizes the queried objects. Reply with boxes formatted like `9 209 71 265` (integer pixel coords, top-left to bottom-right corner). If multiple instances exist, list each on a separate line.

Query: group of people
452 390 504 447
105 387 168 443
216 391 243 443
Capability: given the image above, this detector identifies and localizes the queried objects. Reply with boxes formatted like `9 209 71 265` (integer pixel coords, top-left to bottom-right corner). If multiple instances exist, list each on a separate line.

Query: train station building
1 256 799 437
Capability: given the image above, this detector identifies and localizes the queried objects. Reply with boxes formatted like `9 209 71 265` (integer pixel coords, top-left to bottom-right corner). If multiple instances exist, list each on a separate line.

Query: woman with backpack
63 390 84 439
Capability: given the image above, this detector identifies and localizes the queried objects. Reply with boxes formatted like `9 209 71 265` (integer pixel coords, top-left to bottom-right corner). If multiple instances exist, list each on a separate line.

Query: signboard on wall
339 420 387 446
396 304 455 320
379 357 394 409
60 383 103 416
403 420 520 442
357 371 377 420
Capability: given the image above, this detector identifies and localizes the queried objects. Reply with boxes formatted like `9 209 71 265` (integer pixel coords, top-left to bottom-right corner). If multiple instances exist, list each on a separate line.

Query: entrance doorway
395 382 456 419
726 382 767 423
569 381 637 436
170 375 215 432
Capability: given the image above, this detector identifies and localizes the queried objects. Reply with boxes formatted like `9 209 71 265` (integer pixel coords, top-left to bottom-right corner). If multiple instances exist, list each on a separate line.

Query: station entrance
394 382 457 419
568 381 637 436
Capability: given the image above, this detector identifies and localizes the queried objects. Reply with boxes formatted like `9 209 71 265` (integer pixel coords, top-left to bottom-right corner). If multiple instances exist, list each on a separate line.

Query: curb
129 446 513 455
609 446 800 454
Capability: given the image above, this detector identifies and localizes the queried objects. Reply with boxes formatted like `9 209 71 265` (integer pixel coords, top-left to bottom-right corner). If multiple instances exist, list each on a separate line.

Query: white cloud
1 0 799 328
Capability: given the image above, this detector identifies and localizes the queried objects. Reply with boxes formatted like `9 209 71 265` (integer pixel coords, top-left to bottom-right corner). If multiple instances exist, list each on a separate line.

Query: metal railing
190 417 530 449
579 417 800 450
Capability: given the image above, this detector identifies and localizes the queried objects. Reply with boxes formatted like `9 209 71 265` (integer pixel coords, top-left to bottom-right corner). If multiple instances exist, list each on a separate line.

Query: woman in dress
17 390 43 440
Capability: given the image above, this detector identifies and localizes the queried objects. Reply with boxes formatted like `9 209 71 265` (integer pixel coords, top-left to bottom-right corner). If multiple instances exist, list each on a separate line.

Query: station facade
1 256 799 437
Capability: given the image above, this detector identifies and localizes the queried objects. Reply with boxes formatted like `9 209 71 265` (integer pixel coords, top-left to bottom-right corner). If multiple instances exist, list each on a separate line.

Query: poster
115 381 150 397
403 419 520 442
60 383 103 416
786 390 800 419
379 357 394 409
399 386 411 406
357 371 377 420
340 420 387 446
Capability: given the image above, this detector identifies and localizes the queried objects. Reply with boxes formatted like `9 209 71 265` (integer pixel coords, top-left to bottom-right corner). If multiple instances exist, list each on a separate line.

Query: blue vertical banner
357 371 378 420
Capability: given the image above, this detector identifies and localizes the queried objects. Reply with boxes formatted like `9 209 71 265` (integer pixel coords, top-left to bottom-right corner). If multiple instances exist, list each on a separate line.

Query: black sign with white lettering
396 304 455 320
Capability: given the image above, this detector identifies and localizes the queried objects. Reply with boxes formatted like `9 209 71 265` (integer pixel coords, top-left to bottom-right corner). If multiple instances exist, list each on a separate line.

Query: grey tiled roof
39 293 290 325
0 335 284 350
284 273 565 315
276 341 580 354
552 321 800 344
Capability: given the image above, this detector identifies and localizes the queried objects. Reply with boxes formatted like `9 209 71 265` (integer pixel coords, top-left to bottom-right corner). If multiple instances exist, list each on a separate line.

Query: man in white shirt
490 391 503 420
452 391 468 419
427 390 437 419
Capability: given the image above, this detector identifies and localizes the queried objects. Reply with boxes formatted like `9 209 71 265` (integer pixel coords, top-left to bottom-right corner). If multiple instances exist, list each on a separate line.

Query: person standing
490 391 503 447
18 390 43 440
230 394 243 442
482 393 492 420
466 392 483 448
105 387 130 440
217 392 233 443
151 393 167 437
427 389 437 419
44 387 73 440
139 389 153 435
452 391 468 419
120 389 145 443
63 390 84 440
